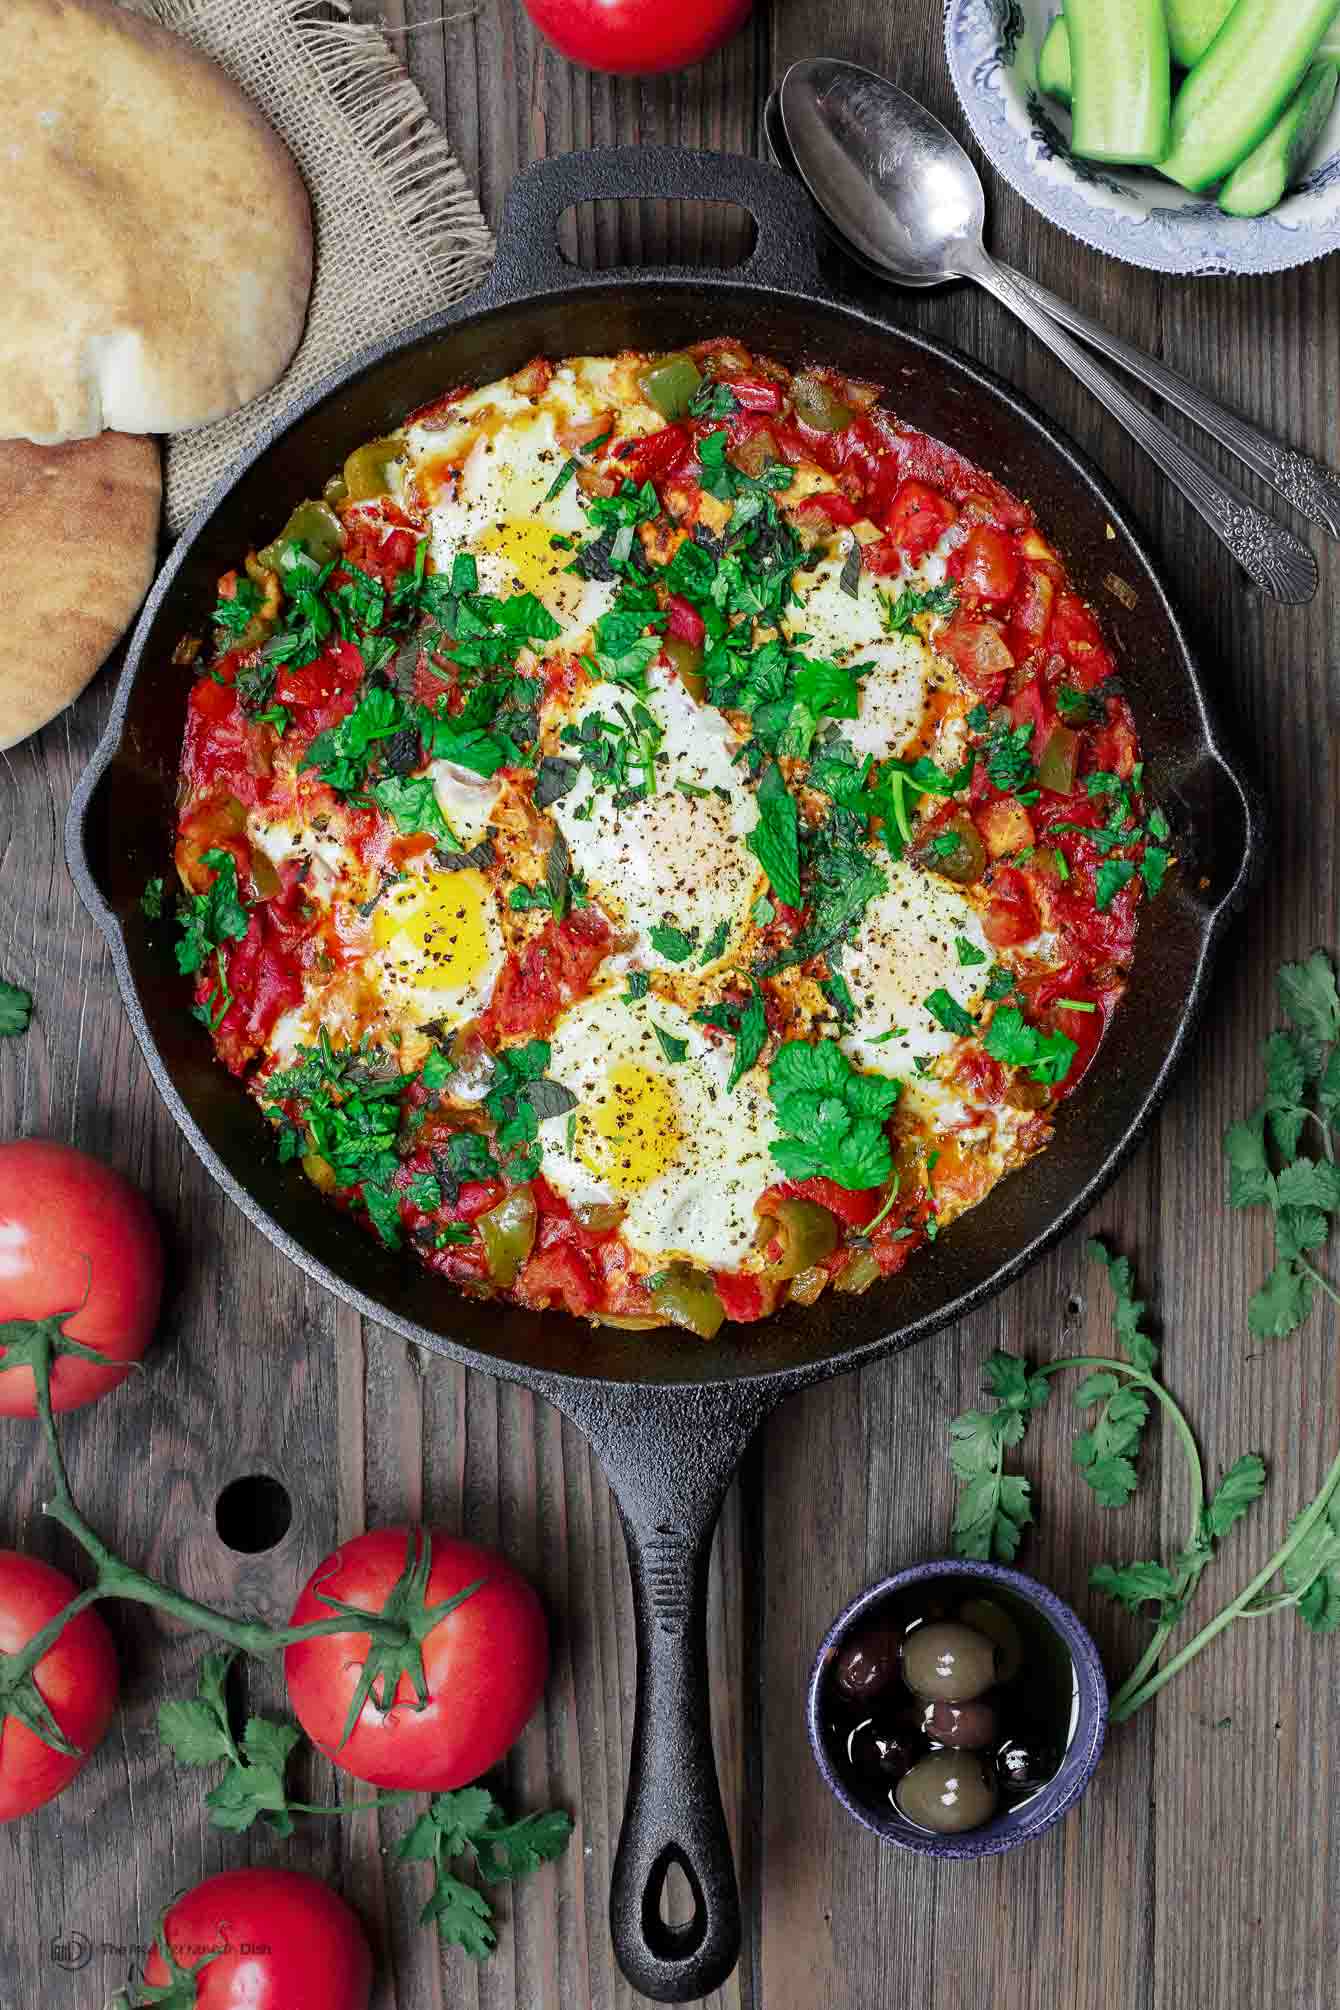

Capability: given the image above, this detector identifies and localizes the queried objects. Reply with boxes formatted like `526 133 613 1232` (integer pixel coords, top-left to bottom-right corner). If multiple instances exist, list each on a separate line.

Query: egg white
838 857 993 1102
549 665 763 972
784 553 960 763
536 988 780 1270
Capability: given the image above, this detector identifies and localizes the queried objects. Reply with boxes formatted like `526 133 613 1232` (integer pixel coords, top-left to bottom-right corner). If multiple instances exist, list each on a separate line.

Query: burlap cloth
126 0 494 533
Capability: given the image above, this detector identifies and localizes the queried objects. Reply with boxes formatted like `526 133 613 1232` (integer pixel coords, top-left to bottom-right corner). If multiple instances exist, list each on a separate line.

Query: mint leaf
747 761 801 908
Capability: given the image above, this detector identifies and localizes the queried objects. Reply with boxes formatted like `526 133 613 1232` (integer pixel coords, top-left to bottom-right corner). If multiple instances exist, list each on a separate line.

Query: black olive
845 1716 921 1787
901 1620 997 1703
996 1737 1059 1795
895 1751 998 1834
920 1697 999 1750
832 1620 903 1705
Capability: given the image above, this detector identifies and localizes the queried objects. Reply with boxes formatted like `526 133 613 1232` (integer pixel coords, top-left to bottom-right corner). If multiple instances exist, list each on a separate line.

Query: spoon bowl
779 58 987 285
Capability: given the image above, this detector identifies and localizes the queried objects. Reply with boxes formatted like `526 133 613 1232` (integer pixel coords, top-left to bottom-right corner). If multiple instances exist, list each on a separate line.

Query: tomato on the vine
140 1868 373 2008
0 1550 117 1821
284 1526 548 1791
521 0 751 76
0 1140 163 1416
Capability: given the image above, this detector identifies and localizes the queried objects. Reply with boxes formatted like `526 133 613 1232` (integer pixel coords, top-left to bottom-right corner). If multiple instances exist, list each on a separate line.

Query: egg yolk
372 869 494 994
475 519 590 625
576 1060 683 1195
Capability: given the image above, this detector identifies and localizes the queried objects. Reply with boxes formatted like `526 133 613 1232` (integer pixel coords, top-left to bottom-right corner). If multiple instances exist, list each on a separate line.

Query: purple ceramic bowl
806 1558 1108 1859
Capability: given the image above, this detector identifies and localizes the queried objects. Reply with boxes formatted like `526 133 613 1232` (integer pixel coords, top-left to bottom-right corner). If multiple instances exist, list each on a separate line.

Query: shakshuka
171 344 1167 1336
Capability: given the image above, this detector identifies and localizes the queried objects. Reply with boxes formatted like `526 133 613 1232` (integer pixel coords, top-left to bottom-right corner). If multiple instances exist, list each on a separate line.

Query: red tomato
521 0 751 75
949 524 1021 604
0 1551 117 1820
772 1176 883 1232
666 593 705 647
728 377 784 413
141 1869 373 2009
791 492 859 529
612 422 692 483
883 478 958 563
0 1141 163 1415
983 867 1040 949
712 1270 771 1322
284 1528 548 1791
479 910 612 1045
274 640 366 709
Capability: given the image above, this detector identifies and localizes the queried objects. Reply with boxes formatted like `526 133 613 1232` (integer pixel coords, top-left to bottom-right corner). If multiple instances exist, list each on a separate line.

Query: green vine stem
0 1333 435 1724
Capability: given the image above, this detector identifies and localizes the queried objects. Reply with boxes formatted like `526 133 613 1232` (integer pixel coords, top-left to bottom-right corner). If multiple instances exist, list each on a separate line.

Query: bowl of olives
807 1559 1107 1857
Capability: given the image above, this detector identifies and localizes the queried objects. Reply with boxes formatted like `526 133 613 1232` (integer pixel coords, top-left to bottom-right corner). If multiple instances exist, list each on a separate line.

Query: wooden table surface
4 3 1340 2006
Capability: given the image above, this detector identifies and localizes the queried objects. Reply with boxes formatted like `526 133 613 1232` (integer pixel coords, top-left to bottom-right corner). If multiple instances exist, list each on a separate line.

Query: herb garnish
767 1039 898 1190
0 980 32 1038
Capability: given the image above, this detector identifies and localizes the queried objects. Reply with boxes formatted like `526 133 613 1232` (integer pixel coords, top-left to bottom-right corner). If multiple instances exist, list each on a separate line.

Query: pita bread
0 433 161 750
0 0 313 444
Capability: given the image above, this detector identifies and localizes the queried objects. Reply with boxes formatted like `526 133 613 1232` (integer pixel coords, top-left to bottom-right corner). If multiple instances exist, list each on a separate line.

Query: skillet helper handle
554 1379 777 2002
486 144 823 300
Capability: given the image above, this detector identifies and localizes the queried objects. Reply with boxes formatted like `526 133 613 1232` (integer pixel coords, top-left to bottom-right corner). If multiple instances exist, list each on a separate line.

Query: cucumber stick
1037 16 1072 107
1164 0 1233 70
1068 0 1171 166
1160 0 1340 190
1219 58 1339 214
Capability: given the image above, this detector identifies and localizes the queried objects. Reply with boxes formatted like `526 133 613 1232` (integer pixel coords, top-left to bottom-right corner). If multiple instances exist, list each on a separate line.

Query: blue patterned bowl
944 0 1340 275
807 1558 1108 1858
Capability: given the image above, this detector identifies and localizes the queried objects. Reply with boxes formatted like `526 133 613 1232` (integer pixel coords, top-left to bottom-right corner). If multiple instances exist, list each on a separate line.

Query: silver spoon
777 59 1319 604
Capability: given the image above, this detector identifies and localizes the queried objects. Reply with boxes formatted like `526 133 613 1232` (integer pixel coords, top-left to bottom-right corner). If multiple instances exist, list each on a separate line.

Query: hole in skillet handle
484 145 825 305
555 198 757 271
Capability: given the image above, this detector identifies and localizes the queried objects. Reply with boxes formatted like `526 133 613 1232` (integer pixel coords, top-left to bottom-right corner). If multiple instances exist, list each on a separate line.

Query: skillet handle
482 145 824 303
551 1377 779 2002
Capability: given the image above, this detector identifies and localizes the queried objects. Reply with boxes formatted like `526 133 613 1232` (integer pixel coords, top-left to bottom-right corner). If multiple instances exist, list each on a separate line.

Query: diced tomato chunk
772 1177 883 1232
666 594 705 646
976 797 1034 859
1091 704 1140 780
791 492 859 528
712 1271 769 1322
1008 562 1057 657
517 1239 600 1315
884 478 958 563
274 640 366 709
983 867 1040 948
936 612 1014 701
614 424 692 484
728 378 784 414
479 910 612 1045
949 525 1021 604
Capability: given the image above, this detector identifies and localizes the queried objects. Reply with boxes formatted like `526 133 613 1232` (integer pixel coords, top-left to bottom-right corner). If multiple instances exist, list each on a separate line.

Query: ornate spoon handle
970 253 1318 605
999 260 1340 538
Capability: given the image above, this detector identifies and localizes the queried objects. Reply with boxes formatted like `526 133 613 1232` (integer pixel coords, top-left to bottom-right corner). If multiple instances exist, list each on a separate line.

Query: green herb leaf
0 979 33 1038
982 1005 1077 1086
653 1024 689 1064
747 761 802 908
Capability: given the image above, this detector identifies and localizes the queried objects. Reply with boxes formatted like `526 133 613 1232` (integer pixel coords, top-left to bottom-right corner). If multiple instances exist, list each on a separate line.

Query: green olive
791 373 854 432
901 1620 997 1702
651 1263 726 1339
895 1751 998 1834
920 813 987 887
662 635 706 700
343 435 406 501
759 1197 839 1280
1037 723 1080 795
957 1598 1024 1684
638 354 702 421
257 499 344 575
477 1188 537 1289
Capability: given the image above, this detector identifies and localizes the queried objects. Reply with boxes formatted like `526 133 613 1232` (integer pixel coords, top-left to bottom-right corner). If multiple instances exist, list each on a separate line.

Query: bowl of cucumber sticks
945 0 1340 274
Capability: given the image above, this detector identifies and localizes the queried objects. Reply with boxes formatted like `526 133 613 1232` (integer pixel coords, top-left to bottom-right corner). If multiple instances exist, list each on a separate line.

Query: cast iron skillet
67 149 1257 2001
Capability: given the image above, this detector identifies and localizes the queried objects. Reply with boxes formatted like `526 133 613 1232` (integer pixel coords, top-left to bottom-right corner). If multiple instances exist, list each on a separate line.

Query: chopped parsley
0 980 32 1039
767 1039 898 1191
925 989 977 1037
982 1005 1078 1085
652 1024 689 1065
877 580 957 635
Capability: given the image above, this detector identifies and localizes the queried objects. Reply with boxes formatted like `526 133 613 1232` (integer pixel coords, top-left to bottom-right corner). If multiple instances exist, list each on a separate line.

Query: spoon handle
996 259 1340 539
970 256 1317 605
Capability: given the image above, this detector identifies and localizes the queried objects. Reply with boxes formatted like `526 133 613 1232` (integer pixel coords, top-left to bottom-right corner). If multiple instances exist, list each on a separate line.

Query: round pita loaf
0 433 161 750
0 0 313 444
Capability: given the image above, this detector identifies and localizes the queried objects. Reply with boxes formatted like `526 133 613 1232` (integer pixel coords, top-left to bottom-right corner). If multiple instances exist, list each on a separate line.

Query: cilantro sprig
0 979 33 1038
767 1039 898 1190
1225 950 1340 1338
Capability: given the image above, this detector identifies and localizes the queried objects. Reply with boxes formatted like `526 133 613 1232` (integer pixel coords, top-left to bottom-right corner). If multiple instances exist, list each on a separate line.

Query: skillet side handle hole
642 1845 708 1962
555 199 756 272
